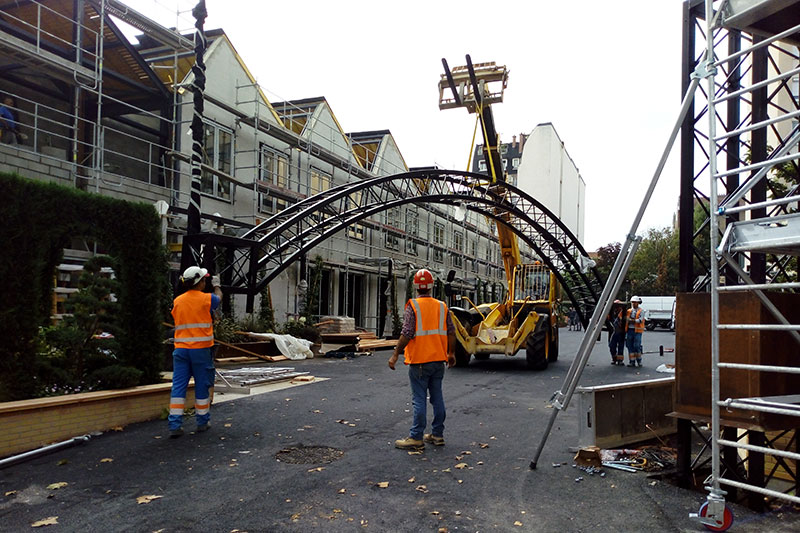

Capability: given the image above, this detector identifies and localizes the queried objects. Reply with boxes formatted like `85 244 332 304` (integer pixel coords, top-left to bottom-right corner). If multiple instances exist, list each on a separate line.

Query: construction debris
317 316 355 334
215 367 311 394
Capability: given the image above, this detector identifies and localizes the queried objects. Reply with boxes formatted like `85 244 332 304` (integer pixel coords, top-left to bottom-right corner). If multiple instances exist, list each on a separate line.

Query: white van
639 296 676 331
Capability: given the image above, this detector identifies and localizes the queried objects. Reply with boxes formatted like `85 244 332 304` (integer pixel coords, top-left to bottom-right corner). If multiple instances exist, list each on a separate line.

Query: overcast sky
124 0 686 251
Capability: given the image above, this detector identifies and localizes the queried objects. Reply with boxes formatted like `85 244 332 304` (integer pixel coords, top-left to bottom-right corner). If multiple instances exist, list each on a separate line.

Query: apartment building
0 1 507 333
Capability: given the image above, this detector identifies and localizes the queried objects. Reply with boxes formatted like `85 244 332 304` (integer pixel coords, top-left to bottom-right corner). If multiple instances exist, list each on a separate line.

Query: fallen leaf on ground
408 477 415 483
46 482 68 490
31 517 58 528
333 509 342 513
430 511 440 515
454 463 468 469
100 458 113 463
360 519 368 526
338 488 346 494
477 461 484 466
442 468 451 473
455 510 462 516
377 481 389 488
438 528 448 533
291 513 300 521
307 467 325 473
490 436 497 440
460 451 472 455
514 521 523 526
416 485 429 493
5 490 17 496
457 479 463 484
111 426 124 432
407 450 423 455
136 495 163 504
56 459 68 466
224 423 232 428
455 455 463 460
478 443 489 449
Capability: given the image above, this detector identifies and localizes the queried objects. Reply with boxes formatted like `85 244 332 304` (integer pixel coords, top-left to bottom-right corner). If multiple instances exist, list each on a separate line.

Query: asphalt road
2 328 798 532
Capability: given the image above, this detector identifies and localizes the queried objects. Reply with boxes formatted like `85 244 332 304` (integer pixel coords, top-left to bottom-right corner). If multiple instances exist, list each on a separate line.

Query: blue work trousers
169 347 214 430
408 361 446 440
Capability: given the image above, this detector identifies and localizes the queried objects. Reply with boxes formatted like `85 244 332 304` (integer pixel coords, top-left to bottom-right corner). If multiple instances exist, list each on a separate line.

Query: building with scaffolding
0 0 511 333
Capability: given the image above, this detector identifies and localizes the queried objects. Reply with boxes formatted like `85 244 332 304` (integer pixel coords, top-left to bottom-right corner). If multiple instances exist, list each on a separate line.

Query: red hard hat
413 269 434 290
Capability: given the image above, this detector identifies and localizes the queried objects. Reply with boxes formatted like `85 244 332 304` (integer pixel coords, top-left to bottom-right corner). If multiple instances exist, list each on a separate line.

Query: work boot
197 423 211 433
395 437 424 450
637 359 642 367
627 361 636 367
423 434 445 446
169 428 184 439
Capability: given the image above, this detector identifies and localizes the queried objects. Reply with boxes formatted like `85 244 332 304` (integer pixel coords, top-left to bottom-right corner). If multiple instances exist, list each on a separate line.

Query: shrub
88 365 143 390
282 318 321 343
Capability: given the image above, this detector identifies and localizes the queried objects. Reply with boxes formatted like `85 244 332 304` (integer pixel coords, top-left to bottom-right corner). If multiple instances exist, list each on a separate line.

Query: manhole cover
275 445 344 464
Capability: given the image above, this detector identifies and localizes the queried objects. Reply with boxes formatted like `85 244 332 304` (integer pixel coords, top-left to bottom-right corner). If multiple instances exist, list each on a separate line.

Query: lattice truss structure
184 169 604 316
680 0 800 293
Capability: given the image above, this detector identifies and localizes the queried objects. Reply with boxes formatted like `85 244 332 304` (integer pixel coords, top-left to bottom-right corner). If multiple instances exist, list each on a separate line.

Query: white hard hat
181 266 209 285
631 295 642 303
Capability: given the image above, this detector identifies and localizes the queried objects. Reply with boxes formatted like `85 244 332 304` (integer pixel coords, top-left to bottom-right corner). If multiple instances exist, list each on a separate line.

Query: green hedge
0 172 169 401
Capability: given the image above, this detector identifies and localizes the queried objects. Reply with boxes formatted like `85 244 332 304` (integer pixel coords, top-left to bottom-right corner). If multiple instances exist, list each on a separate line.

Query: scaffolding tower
679 0 800 529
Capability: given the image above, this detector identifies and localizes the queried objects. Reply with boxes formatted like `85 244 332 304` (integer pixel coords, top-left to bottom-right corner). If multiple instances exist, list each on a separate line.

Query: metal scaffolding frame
678 0 800 528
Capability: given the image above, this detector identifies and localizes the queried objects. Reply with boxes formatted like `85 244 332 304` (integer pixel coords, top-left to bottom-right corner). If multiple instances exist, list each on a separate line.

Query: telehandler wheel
473 353 490 361
526 318 549 370
548 323 559 363
646 322 656 331
454 343 471 367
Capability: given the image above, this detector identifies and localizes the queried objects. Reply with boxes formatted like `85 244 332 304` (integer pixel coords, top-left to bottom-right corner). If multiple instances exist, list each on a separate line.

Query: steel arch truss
185 169 603 318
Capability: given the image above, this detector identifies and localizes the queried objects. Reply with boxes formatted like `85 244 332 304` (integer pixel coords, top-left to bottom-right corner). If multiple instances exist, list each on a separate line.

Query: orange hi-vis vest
626 307 645 333
404 297 448 365
172 290 214 349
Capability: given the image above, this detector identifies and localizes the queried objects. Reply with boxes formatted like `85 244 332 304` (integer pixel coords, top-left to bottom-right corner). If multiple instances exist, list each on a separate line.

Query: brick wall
0 382 195 458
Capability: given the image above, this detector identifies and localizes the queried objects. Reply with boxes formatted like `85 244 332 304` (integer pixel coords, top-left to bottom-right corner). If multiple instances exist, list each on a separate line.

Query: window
405 208 418 255
310 167 331 194
512 157 520 169
503 158 508 170
451 230 464 268
385 206 401 228
258 146 289 214
385 232 401 250
500 144 508 154
470 240 478 272
478 160 487 172
347 190 364 240
433 223 445 246
477 145 483 155
201 122 233 199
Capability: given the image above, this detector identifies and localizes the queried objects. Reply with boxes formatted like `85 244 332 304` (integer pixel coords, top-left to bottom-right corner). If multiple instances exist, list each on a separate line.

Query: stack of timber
319 328 398 353
317 316 356 334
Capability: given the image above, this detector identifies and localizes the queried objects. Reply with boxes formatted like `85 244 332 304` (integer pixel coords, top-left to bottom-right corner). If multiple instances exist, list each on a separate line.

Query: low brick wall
0 382 195 459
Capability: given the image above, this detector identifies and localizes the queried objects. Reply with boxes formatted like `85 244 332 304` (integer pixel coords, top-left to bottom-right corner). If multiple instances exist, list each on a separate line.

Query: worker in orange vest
388 269 456 450
625 295 645 367
169 266 222 438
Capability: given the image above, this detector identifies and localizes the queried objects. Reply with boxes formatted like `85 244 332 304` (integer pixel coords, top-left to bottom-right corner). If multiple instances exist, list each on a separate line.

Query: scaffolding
679 0 800 528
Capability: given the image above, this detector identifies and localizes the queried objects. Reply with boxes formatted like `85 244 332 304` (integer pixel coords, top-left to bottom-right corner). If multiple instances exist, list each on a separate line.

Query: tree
628 226 679 295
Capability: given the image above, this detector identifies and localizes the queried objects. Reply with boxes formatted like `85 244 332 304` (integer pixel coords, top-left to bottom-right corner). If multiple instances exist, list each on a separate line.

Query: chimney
512 135 517 149
519 133 526 152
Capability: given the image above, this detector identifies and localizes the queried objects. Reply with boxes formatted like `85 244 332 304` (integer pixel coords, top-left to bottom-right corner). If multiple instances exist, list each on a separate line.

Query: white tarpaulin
244 332 312 360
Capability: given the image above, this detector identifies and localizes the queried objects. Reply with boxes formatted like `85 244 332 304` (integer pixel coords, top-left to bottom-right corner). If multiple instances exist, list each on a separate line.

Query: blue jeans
609 332 625 356
626 331 643 355
169 347 214 430
408 361 446 440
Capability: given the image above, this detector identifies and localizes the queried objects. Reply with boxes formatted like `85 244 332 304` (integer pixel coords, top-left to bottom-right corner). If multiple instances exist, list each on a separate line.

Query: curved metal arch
212 169 602 319
248 192 602 319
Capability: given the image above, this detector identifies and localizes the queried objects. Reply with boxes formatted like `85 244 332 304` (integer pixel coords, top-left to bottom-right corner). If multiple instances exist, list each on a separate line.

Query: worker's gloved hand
211 275 221 288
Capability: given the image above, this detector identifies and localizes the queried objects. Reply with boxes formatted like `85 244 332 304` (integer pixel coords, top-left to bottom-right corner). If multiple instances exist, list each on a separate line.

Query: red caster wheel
699 501 734 532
